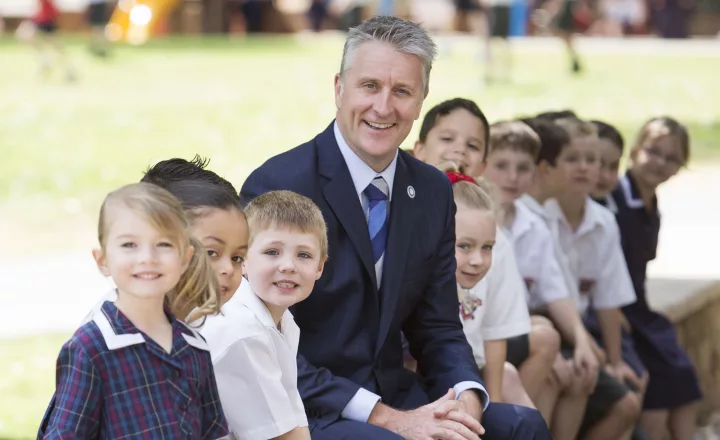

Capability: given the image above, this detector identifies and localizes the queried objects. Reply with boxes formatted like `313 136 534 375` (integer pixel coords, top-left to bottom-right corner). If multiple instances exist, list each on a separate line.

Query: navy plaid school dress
611 172 702 409
38 301 229 439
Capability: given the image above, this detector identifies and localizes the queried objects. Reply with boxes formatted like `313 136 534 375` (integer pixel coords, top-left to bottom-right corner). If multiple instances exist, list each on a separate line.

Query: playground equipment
105 0 180 44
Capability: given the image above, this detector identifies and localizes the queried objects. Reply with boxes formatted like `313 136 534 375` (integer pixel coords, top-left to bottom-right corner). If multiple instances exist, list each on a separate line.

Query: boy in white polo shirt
200 190 328 440
484 120 599 440
521 116 642 440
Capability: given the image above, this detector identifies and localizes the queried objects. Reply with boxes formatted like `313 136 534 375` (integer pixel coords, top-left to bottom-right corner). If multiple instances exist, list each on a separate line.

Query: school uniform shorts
558 347 630 436
505 333 531 367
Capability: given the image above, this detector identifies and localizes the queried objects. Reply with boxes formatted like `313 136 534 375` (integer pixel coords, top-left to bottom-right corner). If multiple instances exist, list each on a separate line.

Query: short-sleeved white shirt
518 194 581 306
505 200 571 310
543 198 637 315
460 228 531 369
200 281 308 440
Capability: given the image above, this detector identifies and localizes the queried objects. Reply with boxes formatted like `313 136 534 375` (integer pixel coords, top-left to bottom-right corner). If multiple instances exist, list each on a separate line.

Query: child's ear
92 248 110 277
315 257 328 280
413 141 425 161
629 146 639 164
537 160 550 178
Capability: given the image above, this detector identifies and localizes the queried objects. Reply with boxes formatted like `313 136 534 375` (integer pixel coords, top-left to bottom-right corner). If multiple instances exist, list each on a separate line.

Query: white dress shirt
200 281 308 440
334 121 489 422
335 121 397 288
543 197 637 315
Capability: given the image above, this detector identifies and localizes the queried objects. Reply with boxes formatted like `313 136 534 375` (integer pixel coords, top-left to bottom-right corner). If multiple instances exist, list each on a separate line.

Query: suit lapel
375 153 414 355
317 122 378 289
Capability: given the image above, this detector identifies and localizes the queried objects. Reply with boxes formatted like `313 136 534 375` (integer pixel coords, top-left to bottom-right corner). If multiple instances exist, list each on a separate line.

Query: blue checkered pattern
39 301 229 440
364 176 389 264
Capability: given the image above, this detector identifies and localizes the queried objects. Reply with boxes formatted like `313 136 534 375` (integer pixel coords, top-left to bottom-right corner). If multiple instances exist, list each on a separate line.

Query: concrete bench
648 277 720 431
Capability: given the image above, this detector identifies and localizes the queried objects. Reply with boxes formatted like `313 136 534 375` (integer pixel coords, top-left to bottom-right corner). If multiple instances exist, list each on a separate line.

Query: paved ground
1 163 718 339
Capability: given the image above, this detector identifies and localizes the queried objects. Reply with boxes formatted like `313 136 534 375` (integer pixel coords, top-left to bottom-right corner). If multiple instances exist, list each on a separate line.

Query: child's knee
566 372 591 396
503 362 522 387
530 324 561 360
530 314 554 329
610 392 642 426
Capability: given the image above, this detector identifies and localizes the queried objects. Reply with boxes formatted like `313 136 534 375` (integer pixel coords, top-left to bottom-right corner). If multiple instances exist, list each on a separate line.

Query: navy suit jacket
240 121 484 428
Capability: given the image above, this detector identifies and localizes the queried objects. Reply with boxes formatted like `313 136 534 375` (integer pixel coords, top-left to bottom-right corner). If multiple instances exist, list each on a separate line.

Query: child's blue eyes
263 250 313 259
120 242 173 248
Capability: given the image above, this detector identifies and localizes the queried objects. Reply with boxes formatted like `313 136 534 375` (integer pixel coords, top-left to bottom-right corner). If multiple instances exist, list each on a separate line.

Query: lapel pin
407 185 415 199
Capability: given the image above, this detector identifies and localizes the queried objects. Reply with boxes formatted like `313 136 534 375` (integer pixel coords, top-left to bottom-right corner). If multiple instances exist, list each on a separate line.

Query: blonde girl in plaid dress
39 182 229 439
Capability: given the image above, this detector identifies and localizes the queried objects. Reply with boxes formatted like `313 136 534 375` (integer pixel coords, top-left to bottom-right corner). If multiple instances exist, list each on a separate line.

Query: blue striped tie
364 176 389 265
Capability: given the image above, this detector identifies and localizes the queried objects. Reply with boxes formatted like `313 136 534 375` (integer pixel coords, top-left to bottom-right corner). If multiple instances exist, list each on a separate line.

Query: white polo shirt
200 281 308 440
518 194 581 306
505 200 571 311
543 198 636 315
460 228 531 368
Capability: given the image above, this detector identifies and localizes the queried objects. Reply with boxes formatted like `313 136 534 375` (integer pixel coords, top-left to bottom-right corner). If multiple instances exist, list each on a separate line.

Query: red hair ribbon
446 171 476 185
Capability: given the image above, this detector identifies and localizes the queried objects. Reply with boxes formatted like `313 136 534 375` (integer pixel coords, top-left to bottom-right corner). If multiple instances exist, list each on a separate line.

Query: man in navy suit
240 16 551 440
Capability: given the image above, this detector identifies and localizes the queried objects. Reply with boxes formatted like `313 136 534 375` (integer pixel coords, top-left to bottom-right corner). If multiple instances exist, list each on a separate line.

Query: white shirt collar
334 120 398 201
509 199 540 239
544 197 603 237
92 300 210 351
239 279 295 334
519 194 549 220
604 193 619 213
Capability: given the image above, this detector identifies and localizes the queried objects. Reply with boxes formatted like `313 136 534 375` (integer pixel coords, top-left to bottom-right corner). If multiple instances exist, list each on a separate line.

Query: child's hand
589 339 607 365
550 353 573 389
573 342 600 393
606 362 643 392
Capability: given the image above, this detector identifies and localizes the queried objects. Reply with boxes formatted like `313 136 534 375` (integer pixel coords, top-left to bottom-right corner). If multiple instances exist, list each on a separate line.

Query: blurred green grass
0 333 69 439
0 34 719 438
1 34 719 254
1 34 719 257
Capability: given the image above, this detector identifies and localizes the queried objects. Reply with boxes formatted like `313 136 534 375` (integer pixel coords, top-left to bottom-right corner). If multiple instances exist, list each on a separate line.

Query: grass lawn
0 34 718 437
0 333 69 439
1 34 719 257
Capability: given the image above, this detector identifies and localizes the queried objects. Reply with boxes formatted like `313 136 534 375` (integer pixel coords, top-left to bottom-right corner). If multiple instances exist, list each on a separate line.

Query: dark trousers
310 383 551 440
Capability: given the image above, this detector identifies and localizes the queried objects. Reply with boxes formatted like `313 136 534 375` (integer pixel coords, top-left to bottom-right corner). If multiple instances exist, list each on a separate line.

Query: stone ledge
648 278 720 425
649 278 720 323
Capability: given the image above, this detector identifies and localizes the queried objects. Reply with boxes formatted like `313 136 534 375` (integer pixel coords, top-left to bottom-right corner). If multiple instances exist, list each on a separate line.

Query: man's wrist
367 402 397 429
458 390 483 420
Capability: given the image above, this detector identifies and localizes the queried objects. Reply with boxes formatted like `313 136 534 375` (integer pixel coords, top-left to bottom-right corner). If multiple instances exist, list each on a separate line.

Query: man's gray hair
339 16 437 94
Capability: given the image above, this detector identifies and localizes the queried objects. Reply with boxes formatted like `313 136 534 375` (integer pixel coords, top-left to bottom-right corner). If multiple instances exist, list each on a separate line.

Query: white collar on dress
620 174 644 208
93 299 210 351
